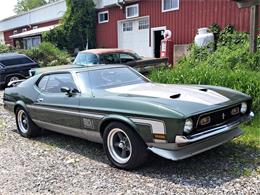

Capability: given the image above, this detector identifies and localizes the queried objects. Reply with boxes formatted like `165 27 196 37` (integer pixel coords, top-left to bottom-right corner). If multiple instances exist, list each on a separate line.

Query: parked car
0 53 38 87
4 65 253 169
29 48 168 76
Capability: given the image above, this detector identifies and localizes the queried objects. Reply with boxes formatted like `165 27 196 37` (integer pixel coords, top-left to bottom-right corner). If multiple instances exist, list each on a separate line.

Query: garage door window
162 0 179 12
98 11 109 23
138 18 149 30
123 21 133 32
126 4 139 18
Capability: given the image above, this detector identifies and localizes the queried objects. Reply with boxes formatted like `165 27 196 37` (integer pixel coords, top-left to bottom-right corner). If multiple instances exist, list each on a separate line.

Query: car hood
103 83 250 116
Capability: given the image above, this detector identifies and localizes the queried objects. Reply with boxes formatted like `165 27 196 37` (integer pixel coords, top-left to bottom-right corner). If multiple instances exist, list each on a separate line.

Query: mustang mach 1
3 65 254 169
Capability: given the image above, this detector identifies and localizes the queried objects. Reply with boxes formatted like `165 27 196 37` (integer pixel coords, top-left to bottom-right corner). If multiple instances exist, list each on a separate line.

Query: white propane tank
194 27 214 47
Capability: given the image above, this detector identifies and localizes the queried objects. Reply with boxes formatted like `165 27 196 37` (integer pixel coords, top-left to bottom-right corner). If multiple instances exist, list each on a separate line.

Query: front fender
98 114 139 135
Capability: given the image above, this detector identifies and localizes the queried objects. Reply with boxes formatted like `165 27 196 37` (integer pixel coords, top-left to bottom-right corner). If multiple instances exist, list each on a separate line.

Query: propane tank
194 27 214 47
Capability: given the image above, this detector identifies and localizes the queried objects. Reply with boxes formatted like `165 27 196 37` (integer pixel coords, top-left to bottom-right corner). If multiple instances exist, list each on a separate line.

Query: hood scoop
170 94 181 99
199 88 208 92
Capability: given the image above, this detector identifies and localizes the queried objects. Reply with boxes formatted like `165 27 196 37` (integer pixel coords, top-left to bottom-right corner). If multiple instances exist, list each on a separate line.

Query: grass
235 112 260 148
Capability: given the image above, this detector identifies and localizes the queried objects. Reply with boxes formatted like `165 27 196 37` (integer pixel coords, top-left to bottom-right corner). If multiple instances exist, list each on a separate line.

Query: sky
0 0 17 20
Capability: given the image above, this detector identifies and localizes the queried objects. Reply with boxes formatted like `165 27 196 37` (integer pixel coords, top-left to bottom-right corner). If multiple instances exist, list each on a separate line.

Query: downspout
116 0 124 9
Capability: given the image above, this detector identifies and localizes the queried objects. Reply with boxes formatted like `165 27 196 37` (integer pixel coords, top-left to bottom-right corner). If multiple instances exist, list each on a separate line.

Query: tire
15 107 41 138
103 122 148 170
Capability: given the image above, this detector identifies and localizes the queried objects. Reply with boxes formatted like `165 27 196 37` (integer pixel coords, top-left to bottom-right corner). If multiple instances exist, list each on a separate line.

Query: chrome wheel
9 76 19 82
107 128 132 164
17 110 29 134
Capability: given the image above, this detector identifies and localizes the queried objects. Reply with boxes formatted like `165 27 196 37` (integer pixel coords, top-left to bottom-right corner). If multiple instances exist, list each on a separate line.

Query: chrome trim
176 112 254 145
195 103 242 128
148 128 243 161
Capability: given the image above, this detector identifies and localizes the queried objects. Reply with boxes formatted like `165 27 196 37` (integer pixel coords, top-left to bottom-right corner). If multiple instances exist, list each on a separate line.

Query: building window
98 11 109 23
123 21 133 32
23 36 41 49
126 4 139 18
22 28 27 32
138 18 149 30
13 30 18 35
162 0 179 12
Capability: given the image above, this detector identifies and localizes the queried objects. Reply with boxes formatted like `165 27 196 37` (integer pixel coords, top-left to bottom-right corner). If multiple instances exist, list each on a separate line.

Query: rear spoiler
7 79 25 87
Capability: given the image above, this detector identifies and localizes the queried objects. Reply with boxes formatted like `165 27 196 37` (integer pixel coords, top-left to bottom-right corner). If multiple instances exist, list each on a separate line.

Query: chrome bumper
147 112 254 161
175 111 254 146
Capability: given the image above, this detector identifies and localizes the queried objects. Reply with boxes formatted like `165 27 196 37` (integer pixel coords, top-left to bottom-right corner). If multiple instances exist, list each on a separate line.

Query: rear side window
0 57 33 66
37 75 49 91
119 53 137 63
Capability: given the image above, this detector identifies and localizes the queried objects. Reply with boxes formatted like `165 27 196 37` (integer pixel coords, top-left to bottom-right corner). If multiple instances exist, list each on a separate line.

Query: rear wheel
15 107 41 138
103 122 148 170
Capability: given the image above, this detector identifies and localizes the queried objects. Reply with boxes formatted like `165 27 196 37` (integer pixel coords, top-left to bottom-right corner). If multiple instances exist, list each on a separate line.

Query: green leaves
22 42 71 67
149 26 260 112
14 0 53 14
43 0 96 54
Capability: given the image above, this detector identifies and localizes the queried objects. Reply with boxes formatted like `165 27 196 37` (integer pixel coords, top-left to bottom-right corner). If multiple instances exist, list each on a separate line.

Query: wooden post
249 5 258 53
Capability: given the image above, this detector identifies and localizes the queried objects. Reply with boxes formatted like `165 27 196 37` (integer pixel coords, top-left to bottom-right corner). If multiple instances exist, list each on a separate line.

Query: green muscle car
3 65 254 169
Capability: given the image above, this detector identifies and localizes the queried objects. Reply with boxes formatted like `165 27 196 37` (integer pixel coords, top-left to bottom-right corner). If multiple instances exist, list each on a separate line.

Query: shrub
149 65 260 112
21 42 71 67
0 44 15 54
149 25 260 112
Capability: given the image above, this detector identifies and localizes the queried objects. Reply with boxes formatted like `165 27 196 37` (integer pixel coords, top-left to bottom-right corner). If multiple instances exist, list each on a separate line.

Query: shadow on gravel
11 128 259 189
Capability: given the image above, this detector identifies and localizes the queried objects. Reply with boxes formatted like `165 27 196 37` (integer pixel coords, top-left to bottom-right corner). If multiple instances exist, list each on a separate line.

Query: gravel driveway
0 90 259 194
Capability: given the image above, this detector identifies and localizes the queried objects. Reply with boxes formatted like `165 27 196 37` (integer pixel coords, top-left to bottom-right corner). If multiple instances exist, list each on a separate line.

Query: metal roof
9 25 58 39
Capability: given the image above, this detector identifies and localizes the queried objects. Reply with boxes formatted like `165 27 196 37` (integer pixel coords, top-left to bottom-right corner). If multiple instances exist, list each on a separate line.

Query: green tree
44 0 96 53
14 0 58 13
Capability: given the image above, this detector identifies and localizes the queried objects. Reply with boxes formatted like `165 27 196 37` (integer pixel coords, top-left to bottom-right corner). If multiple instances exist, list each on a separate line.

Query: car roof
0 53 28 60
41 64 129 75
79 48 134 55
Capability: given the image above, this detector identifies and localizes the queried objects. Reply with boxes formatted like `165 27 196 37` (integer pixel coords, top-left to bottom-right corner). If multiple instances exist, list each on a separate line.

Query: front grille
191 103 249 135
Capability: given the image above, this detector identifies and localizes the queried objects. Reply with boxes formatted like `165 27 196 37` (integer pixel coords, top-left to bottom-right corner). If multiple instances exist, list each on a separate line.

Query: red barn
95 0 258 60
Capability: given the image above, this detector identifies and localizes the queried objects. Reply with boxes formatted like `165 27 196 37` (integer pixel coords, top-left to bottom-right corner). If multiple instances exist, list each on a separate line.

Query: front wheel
15 107 41 138
103 122 148 170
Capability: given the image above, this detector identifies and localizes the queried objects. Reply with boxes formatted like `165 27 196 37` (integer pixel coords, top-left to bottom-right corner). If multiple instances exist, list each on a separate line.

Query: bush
149 65 260 112
21 42 71 67
0 44 15 53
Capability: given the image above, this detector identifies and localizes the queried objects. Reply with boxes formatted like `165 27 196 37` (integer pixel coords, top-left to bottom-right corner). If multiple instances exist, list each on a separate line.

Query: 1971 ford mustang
3 65 254 169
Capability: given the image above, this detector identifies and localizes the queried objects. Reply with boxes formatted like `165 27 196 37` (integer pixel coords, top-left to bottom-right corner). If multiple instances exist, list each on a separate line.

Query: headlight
240 102 247 114
184 118 193 134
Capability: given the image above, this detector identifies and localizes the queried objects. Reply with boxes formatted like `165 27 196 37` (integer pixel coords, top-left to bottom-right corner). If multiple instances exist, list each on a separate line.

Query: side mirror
60 86 71 94
61 87 80 97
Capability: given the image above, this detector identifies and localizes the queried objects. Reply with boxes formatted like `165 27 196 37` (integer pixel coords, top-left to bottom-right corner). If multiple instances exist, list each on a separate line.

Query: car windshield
73 52 98 65
78 67 149 90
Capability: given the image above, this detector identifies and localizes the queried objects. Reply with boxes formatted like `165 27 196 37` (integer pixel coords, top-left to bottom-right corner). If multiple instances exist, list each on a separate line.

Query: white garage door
118 17 152 57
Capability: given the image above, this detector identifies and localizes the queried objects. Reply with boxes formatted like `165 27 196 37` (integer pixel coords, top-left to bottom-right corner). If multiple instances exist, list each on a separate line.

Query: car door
34 72 82 137
76 71 104 143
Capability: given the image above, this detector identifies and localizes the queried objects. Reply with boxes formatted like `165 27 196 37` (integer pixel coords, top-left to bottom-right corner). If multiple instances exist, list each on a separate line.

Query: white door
118 18 152 57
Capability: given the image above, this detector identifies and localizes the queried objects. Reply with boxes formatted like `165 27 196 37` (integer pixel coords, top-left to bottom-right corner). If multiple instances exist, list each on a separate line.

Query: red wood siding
4 19 60 46
96 0 258 48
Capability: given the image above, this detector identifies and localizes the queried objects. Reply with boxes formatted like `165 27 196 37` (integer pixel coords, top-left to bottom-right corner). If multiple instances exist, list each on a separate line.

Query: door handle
36 98 43 103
